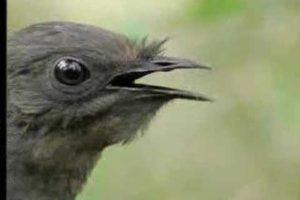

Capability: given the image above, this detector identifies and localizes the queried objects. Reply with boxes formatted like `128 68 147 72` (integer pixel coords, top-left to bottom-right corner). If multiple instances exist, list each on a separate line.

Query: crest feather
132 37 168 60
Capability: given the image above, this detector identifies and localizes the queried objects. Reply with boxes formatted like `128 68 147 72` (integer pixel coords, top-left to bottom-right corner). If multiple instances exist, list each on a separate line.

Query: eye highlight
54 58 90 85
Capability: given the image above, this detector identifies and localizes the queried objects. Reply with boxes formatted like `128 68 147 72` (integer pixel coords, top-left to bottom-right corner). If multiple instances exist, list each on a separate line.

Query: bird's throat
7 123 107 200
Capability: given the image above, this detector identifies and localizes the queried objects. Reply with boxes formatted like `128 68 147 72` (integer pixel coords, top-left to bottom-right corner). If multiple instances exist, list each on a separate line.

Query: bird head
8 21 210 153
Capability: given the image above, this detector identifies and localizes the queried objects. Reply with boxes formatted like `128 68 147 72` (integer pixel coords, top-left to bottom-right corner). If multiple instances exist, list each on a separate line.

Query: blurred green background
8 0 300 199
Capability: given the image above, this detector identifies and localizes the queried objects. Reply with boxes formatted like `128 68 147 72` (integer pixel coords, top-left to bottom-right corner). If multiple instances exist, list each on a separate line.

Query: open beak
105 56 212 102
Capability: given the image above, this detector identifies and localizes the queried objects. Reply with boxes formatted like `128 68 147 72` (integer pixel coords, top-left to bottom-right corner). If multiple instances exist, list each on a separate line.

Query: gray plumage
7 21 210 200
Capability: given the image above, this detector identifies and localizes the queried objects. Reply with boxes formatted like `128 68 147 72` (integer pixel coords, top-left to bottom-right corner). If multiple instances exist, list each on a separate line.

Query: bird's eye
54 58 90 85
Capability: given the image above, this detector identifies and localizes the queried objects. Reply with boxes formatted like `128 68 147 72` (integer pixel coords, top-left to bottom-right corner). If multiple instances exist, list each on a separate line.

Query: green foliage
188 0 247 22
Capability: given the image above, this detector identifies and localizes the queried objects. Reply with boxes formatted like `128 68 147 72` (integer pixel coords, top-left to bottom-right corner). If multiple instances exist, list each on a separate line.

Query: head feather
132 36 168 60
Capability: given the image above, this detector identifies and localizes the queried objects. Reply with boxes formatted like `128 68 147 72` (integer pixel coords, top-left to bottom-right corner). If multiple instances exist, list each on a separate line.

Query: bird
7 21 211 200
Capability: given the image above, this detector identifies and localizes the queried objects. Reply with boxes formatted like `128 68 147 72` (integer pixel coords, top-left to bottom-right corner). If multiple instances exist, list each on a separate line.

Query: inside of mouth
108 72 186 92
108 71 185 91
108 71 150 87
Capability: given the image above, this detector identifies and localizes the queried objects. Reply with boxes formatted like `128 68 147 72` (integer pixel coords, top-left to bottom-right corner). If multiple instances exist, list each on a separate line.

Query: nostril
152 61 175 66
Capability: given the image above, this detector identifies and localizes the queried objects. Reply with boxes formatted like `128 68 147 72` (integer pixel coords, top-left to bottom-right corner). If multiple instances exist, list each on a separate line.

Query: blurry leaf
188 0 247 22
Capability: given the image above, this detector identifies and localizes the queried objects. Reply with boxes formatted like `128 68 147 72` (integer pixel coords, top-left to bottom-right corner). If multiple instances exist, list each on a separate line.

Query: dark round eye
54 58 90 85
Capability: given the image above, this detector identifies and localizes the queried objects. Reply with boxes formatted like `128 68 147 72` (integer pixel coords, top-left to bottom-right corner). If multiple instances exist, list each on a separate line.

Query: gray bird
7 21 211 200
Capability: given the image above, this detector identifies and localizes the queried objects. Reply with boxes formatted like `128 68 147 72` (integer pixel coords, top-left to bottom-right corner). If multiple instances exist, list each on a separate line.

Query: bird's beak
105 56 212 101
